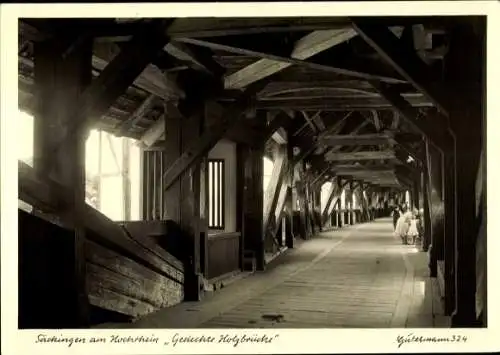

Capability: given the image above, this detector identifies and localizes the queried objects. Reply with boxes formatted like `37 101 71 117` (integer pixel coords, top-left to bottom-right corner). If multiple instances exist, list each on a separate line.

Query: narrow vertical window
208 159 225 229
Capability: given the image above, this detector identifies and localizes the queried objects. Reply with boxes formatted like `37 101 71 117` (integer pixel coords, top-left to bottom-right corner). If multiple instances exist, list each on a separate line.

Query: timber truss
18 17 458 192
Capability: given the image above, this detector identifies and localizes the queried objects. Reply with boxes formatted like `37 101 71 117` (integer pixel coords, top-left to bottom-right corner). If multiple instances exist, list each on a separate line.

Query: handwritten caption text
35 332 280 348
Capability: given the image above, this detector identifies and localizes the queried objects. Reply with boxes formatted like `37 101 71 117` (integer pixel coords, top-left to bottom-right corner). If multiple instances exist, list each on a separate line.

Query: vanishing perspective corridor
127 218 448 329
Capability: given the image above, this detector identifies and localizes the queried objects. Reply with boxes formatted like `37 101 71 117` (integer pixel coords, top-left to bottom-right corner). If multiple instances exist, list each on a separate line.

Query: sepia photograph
2 3 496 353
15 14 487 331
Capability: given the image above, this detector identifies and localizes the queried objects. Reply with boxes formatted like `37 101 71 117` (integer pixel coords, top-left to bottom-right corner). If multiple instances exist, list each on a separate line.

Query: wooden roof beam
162 81 266 191
301 111 319 133
318 133 395 147
333 170 395 177
351 20 453 117
92 42 184 100
165 18 448 39
312 111 326 131
292 113 316 137
325 118 370 148
369 81 452 152
371 110 382 131
115 94 157 137
48 20 174 170
257 111 294 146
140 114 166 148
325 150 396 162
300 112 353 161
259 80 414 96
177 35 406 85
166 18 355 38
271 127 288 144
164 42 225 77
222 28 357 89
311 166 331 186
21 18 354 42
314 111 352 155
138 101 185 148
21 20 185 100
393 136 424 166
141 101 271 149
300 111 324 131
391 110 400 129
254 96 433 111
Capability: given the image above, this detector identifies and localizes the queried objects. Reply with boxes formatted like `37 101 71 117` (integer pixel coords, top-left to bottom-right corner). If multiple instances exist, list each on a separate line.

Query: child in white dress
407 212 419 245
395 209 411 244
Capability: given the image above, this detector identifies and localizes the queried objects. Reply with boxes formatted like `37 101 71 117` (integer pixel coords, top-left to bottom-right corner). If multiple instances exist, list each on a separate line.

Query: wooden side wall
206 232 241 280
18 210 185 328
19 210 81 328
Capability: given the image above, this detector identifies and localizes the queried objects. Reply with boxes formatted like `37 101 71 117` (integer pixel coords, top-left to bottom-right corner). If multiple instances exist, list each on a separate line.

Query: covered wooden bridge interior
17 16 486 329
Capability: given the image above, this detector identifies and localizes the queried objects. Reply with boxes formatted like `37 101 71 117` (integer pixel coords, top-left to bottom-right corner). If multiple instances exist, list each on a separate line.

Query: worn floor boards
130 218 446 329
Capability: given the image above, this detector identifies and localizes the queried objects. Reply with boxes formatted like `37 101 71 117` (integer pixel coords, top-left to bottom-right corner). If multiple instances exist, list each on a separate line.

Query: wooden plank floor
129 218 447 329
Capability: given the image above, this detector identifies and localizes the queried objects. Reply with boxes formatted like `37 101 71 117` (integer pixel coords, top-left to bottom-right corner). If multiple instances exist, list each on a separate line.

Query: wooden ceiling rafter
176 36 407 84
254 95 433 110
369 80 452 152
44 19 175 171
17 17 463 193
351 19 453 117
222 28 358 89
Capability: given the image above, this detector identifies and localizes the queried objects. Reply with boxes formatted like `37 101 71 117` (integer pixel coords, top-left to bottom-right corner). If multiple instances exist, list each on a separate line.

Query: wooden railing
207 232 241 280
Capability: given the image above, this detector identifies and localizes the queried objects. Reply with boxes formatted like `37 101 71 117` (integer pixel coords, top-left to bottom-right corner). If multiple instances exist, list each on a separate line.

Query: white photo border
1 2 499 354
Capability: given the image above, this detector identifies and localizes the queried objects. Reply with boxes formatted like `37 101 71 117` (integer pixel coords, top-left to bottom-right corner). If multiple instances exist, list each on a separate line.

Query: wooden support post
181 110 204 301
163 100 204 301
412 176 420 211
361 185 369 222
443 150 456 316
338 178 344 227
422 153 432 252
446 23 484 327
163 103 182 221
95 130 102 210
427 141 445 277
240 145 265 270
304 178 313 235
200 156 209 278
357 185 368 223
140 150 148 220
236 143 245 270
334 200 340 227
321 178 336 226
263 144 287 251
412 173 420 210
349 189 354 222
296 178 309 239
313 185 322 231
419 170 424 210
122 138 131 220
452 123 481 326
285 130 295 248
305 172 314 237
33 36 92 326
350 181 356 224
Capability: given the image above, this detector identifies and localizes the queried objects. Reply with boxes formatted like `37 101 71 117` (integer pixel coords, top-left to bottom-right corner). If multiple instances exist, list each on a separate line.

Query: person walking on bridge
391 205 401 231
394 206 411 244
